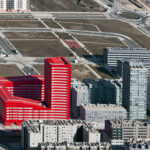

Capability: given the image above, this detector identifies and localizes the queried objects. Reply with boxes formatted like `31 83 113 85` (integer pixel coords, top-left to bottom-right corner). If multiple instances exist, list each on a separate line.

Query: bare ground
10 40 73 57
0 65 23 77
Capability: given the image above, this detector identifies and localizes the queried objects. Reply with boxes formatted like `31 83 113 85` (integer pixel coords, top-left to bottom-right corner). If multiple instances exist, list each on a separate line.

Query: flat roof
45 57 70 65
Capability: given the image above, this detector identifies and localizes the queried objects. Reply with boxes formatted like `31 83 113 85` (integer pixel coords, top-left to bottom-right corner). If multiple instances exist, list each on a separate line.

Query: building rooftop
45 57 71 65
23 119 99 134
104 47 150 53
81 104 126 111
108 120 150 128
39 142 110 148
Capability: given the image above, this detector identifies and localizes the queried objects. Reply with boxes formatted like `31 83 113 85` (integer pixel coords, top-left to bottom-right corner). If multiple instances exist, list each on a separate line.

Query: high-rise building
0 0 30 12
97 79 122 105
103 47 150 74
44 57 71 119
0 57 71 126
122 60 147 120
118 59 150 77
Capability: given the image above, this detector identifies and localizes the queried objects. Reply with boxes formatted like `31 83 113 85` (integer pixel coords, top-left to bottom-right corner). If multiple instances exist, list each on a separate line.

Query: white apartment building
0 0 30 12
21 120 101 150
80 104 127 126
122 60 147 120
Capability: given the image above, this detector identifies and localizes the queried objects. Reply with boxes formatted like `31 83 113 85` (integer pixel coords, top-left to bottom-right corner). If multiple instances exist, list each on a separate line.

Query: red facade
0 57 71 126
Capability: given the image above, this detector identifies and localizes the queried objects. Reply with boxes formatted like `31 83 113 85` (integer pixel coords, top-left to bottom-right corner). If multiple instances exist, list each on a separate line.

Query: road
0 0 148 79
0 27 141 48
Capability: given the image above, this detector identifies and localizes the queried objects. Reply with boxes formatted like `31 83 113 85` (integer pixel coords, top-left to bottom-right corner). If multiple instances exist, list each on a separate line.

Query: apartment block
118 59 150 77
103 47 150 72
39 142 111 150
97 79 122 105
21 120 101 150
147 78 150 111
105 120 150 141
122 60 147 120
71 85 90 117
80 104 127 125
0 0 30 12
124 139 150 150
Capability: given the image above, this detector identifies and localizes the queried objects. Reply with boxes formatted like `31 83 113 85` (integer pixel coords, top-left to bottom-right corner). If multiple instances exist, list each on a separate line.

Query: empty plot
34 64 97 81
146 27 150 31
42 19 61 28
0 65 23 77
73 35 125 55
0 20 44 28
33 65 44 75
72 65 98 81
30 0 105 12
90 64 114 80
56 33 73 39
4 32 56 40
10 40 73 57
71 47 89 57
59 22 99 31
59 19 150 48
119 12 140 19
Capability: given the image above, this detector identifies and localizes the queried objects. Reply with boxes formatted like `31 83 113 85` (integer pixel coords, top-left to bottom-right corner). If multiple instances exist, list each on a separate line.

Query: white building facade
122 60 147 120
0 0 29 12
80 104 127 126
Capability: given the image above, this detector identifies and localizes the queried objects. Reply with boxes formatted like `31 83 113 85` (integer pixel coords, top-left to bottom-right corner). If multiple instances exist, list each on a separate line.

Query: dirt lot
73 35 125 55
0 65 23 77
72 65 98 81
42 19 61 28
0 20 44 28
56 33 73 39
140 0 150 7
115 0 143 10
90 64 114 79
71 47 89 57
33 65 44 75
34 64 98 81
4 32 56 39
146 27 150 31
59 19 150 48
30 0 105 12
119 12 140 19
10 40 73 57
59 21 99 31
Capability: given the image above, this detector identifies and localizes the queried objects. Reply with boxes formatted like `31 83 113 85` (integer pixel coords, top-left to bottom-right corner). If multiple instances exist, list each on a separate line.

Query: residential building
71 79 123 118
122 60 147 120
0 0 30 12
0 57 71 126
97 79 122 105
39 142 111 150
111 140 124 150
105 120 150 140
124 139 150 150
71 85 90 117
103 47 150 72
117 59 150 77
147 78 150 111
21 119 101 150
80 104 127 126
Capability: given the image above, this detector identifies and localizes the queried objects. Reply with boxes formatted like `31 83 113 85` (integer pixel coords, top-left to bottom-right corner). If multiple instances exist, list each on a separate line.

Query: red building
0 57 71 126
